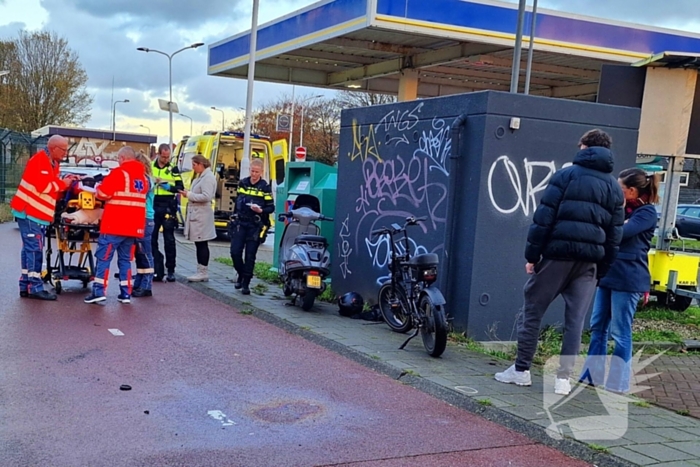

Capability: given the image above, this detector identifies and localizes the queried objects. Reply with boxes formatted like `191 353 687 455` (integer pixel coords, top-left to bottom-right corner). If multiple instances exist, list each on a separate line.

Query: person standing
132 152 157 298
151 143 183 282
580 168 659 394
495 129 624 396
84 146 148 304
11 135 77 300
179 155 216 282
229 158 274 295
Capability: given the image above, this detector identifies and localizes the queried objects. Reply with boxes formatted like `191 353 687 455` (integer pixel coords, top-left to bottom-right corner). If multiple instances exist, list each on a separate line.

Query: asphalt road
0 223 590 467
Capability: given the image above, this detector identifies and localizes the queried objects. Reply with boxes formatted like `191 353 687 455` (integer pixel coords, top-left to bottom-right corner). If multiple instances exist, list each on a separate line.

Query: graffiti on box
338 102 450 286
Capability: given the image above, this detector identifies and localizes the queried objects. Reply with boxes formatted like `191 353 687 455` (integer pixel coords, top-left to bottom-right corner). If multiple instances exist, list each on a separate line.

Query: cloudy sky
1 0 699 144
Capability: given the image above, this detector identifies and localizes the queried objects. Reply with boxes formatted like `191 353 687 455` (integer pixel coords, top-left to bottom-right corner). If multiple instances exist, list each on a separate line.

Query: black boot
234 274 243 289
241 276 251 295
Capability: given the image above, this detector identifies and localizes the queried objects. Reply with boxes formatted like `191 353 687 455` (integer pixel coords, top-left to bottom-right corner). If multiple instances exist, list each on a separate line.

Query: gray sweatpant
515 259 597 379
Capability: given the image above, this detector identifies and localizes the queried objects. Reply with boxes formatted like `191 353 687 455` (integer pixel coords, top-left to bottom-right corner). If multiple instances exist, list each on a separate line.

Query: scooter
277 194 333 311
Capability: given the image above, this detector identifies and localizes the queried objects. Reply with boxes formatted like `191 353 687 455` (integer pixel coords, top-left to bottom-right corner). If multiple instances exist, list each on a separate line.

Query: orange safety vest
97 160 148 237
10 150 67 223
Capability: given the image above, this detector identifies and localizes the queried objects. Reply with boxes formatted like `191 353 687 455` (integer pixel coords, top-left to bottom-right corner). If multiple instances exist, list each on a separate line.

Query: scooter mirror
277 213 287 222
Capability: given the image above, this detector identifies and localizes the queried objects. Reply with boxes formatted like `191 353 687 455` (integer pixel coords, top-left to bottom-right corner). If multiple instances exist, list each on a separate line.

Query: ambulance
174 131 287 235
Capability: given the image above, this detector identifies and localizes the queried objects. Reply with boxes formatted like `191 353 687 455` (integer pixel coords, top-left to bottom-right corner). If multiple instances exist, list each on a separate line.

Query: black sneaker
28 290 57 301
166 272 176 282
84 294 106 304
117 294 131 304
20 291 29 298
234 275 243 290
153 275 164 283
132 288 153 298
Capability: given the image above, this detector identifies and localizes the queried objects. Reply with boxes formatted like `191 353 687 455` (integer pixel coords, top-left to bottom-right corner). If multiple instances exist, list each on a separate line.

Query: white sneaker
495 364 532 386
555 377 572 395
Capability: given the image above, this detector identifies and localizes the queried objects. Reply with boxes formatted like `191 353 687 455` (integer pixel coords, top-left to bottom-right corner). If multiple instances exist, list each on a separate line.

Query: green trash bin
273 161 337 270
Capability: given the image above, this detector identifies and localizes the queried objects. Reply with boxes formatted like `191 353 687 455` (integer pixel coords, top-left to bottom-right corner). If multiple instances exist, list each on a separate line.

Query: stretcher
43 186 103 294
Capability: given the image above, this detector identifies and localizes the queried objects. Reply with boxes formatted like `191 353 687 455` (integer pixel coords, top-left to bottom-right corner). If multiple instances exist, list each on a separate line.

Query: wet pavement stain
250 400 324 423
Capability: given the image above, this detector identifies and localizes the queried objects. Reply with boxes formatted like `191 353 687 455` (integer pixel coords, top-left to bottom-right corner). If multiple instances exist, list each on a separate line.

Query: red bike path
0 223 590 466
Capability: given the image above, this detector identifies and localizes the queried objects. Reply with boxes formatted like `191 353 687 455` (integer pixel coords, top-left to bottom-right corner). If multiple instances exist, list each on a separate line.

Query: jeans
134 220 155 291
580 287 641 393
92 234 136 297
18 217 46 294
230 221 262 278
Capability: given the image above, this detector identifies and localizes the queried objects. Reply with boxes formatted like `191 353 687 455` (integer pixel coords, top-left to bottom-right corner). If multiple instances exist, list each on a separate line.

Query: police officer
230 158 274 295
151 143 183 282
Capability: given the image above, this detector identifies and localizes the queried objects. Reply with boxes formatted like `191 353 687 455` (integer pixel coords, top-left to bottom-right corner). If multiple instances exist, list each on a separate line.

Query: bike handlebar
372 216 427 237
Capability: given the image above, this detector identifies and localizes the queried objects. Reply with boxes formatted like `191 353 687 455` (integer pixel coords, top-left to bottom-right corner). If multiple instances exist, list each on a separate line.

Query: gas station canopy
208 0 700 101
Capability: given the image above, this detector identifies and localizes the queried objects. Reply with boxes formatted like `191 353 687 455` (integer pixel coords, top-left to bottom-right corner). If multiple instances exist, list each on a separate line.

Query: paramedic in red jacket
84 146 148 305
10 135 77 300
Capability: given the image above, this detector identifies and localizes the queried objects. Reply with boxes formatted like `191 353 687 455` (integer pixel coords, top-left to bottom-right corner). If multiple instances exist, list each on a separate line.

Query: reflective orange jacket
10 149 67 223
97 160 148 237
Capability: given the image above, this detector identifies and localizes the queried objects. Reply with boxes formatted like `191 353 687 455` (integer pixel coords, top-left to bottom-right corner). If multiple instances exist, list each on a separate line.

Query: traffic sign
276 114 291 132
295 146 307 162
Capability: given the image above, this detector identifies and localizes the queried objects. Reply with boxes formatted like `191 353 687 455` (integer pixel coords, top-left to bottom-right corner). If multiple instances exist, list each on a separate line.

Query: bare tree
0 31 92 132
336 90 396 109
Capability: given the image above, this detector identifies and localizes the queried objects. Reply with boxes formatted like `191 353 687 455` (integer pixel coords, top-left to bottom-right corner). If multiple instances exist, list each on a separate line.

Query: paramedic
85 146 148 304
11 135 77 300
151 143 183 282
229 157 274 295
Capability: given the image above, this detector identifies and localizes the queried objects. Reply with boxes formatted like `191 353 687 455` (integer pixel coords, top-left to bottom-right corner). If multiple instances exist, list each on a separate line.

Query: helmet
338 292 364 317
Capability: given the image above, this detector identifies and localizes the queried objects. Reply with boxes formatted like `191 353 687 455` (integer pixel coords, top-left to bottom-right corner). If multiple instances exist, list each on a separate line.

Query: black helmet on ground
338 292 364 317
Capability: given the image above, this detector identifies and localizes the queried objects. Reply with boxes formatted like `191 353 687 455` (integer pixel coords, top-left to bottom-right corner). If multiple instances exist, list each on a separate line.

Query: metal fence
0 129 48 204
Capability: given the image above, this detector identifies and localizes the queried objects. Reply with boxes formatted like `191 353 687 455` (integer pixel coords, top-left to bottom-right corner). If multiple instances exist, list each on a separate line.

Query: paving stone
631 444 697 462
667 441 700 457
622 428 673 444
609 446 659 465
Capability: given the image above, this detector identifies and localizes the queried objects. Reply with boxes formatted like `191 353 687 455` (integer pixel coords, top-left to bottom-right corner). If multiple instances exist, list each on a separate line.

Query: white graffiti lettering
487 155 572 216
364 234 428 270
413 117 451 176
338 215 353 279
378 102 424 133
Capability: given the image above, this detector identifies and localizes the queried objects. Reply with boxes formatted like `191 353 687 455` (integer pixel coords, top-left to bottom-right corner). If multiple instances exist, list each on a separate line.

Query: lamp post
211 106 225 131
137 42 204 150
139 124 151 134
179 113 193 135
112 99 130 141
299 95 323 149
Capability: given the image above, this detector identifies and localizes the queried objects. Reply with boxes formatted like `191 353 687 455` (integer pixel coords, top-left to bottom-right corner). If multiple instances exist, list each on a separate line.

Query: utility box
274 161 337 268
332 90 640 339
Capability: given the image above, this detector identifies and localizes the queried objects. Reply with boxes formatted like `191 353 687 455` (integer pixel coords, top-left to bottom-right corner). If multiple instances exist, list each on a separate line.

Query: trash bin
273 161 337 269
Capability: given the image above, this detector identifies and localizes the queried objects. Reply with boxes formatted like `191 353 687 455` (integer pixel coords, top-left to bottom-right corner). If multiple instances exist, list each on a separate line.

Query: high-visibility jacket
10 149 67 223
97 160 148 238
152 160 183 197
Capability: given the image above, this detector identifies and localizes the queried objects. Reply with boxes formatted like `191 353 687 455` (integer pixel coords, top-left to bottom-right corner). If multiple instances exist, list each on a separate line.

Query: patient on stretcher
60 179 104 225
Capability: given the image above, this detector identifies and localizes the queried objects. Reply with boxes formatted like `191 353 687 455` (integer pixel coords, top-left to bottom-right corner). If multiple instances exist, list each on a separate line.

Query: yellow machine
174 131 288 235
648 250 699 311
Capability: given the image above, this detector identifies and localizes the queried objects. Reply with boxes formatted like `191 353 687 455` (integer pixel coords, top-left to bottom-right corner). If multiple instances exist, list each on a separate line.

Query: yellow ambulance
174 131 288 235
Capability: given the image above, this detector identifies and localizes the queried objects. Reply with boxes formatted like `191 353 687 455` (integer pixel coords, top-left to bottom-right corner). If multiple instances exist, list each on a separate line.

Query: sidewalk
175 238 700 467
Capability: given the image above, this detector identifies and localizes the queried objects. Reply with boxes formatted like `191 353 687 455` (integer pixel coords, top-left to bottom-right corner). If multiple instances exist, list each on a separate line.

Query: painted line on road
108 329 125 336
208 410 236 426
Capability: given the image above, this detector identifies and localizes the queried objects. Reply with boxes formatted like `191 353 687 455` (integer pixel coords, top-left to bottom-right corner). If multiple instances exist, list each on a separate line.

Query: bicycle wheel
378 283 412 333
419 293 447 357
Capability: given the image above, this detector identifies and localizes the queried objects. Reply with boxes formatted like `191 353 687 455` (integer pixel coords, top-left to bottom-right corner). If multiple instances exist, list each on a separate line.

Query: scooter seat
408 253 439 267
294 235 327 246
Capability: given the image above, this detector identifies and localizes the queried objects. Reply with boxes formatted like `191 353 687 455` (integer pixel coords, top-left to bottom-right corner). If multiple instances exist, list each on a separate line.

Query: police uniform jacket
234 177 275 224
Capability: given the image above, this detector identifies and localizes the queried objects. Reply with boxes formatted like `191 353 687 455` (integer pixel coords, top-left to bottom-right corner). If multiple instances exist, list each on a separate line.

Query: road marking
208 410 236 426
454 386 479 395
108 329 124 336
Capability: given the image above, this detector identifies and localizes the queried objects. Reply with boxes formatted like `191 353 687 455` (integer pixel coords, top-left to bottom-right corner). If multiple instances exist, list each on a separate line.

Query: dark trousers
230 221 262 279
195 241 210 266
152 204 177 278
515 259 597 379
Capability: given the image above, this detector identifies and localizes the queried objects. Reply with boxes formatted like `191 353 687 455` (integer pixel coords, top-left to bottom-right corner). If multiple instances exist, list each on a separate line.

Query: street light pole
211 106 225 131
299 95 323 149
288 85 295 161
139 124 151 134
112 99 130 141
179 113 193 135
137 42 204 149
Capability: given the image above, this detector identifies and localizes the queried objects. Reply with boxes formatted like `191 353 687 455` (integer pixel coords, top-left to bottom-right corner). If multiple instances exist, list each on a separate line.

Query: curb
179 275 636 467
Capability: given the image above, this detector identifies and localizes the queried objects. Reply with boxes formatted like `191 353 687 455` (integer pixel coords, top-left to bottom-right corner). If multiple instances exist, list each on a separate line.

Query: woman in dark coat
580 168 660 394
